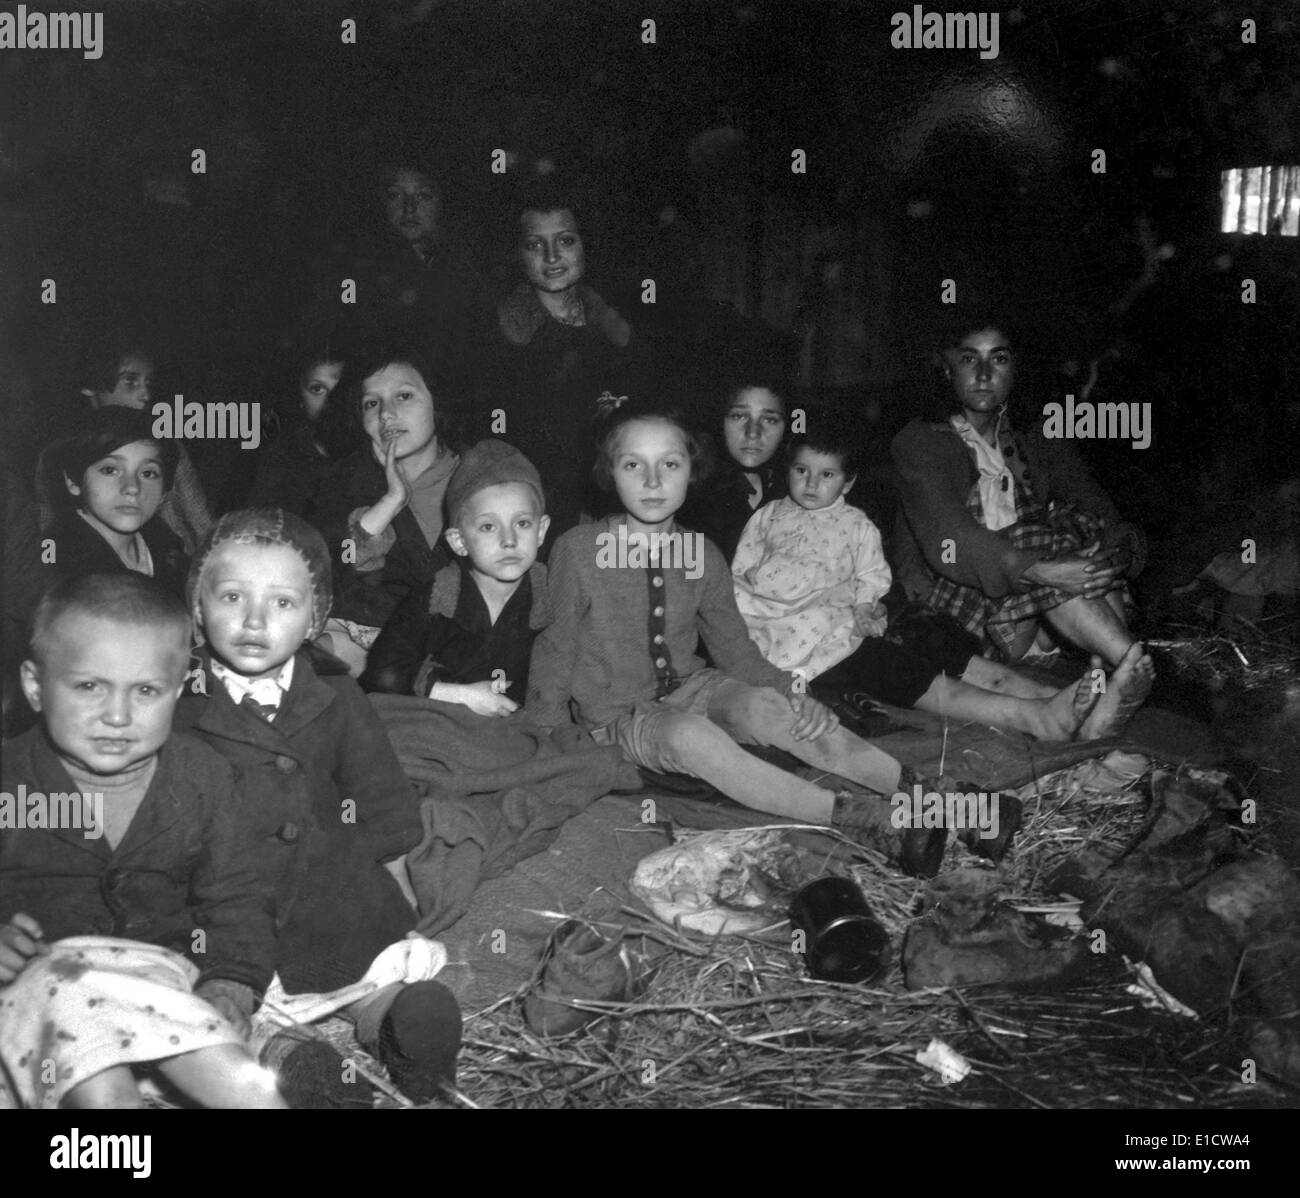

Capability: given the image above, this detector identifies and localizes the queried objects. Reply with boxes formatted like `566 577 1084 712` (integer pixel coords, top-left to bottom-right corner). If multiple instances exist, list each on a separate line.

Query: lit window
1220 167 1300 236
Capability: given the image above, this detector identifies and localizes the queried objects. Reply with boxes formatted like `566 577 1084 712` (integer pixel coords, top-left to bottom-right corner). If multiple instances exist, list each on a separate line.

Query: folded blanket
370 695 642 935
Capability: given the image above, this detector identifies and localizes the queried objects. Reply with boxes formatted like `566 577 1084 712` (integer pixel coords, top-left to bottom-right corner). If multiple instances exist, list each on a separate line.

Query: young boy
173 508 462 1106
57 338 214 554
40 407 190 597
1 573 283 1108
362 439 549 713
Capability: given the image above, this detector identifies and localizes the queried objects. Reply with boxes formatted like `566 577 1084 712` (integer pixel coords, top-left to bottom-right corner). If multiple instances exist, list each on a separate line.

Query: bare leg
652 711 839 821
1041 595 1134 668
959 656 1057 699
915 672 1097 741
63 1065 145 1109
155 1045 288 1109
706 682 905 794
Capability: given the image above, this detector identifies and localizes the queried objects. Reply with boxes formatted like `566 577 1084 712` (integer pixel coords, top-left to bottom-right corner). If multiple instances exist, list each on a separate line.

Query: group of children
0 163 1172 1108
5 320 1156 1108
2 508 462 1109
2 371 946 1101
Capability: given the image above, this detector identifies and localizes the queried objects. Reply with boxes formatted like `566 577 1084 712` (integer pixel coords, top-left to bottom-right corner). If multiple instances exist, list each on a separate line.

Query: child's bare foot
1024 672 1099 741
1080 645 1155 739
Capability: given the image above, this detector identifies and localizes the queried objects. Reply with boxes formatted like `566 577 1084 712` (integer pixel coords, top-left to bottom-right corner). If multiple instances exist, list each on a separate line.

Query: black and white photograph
0 0 1297 1146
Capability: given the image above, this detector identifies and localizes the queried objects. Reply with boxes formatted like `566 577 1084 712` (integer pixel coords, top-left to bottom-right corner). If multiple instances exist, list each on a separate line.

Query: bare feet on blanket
1079 644 1155 739
1026 672 1099 741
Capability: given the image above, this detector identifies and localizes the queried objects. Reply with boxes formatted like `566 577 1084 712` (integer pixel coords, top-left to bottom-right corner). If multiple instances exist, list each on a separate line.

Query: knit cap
444 439 545 526
187 508 334 639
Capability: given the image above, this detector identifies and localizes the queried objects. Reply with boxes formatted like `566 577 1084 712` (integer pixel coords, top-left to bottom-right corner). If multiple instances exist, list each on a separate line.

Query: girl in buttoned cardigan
525 399 968 877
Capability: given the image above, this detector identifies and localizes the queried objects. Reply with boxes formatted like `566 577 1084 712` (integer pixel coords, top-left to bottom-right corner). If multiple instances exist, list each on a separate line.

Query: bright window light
1221 166 1300 236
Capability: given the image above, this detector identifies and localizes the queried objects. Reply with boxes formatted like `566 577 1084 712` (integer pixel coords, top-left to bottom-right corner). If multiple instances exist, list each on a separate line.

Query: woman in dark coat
477 182 646 536
300 160 492 398
890 317 1153 715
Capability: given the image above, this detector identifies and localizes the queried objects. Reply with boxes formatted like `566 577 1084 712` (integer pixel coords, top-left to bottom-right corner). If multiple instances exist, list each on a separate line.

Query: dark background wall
2 0 1298 507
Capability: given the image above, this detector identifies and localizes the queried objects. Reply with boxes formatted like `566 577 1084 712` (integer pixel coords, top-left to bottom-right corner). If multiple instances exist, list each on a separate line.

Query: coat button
653 605 665 617
651 576 663 587
653 634 665 645
276 822 301 844
655 657 668 668
275 755 297 773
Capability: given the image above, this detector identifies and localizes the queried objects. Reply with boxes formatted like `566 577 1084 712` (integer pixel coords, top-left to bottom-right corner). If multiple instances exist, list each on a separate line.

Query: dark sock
376 981 463 1103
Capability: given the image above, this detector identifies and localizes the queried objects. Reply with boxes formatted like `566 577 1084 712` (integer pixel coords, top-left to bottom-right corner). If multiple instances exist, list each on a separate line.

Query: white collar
212 655 296 713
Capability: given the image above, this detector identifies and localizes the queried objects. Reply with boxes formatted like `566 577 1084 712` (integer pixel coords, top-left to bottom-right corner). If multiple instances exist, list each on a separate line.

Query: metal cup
789 875 891 984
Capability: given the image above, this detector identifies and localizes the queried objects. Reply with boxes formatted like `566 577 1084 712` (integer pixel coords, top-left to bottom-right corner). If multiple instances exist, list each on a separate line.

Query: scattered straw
165 628 1300 1110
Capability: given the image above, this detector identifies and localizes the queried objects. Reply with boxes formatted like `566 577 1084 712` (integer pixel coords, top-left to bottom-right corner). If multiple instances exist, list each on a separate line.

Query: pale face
611 419 691 533
723 387 786 471
67 441 167 536
198 543 315 681
385 169 440 243
788 446 854 512
21 615 189 775
518 208 585 294
91 354 154 411
359 363 438 461
944 328 1016 416
447 482 550 584
298 361 342 422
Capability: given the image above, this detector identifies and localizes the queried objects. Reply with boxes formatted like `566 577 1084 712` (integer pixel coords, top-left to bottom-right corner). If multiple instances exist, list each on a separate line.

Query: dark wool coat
306 447 454 630
475 284 646 537
361 558 547 703
890 417 1130 603
245 421 335 518
680 458 786 565
309 230 493 396
39 508 190 600
173 647 422 994
0 727 275 995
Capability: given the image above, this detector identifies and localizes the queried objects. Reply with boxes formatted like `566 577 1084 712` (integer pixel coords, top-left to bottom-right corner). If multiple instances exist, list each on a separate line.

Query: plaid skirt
925 502 1106 658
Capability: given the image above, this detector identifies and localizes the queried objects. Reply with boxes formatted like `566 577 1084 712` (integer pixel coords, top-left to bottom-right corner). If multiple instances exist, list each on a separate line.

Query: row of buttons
647 573 672 693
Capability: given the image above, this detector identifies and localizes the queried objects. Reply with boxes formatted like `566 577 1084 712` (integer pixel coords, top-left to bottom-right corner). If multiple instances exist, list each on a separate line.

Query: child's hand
852 601 888 638
788 694 839 741
194 979 256 1040
381 435 413 510
430 680 519 717
0 914 50 984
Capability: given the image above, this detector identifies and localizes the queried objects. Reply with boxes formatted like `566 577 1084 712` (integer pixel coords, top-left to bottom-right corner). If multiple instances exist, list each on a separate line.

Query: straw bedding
412 630 1300 1110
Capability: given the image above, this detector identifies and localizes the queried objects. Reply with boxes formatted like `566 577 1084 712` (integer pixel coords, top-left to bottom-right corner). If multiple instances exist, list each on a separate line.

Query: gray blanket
370 694 642 935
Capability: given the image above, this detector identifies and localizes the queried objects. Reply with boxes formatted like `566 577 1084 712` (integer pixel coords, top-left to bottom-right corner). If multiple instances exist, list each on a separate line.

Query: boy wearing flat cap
363 440 550 713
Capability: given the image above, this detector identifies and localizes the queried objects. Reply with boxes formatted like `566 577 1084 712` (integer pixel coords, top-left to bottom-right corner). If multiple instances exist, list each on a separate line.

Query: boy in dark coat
37 407 190 599
363 439 549 708
174 508 462 1105
0 573 282 1108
